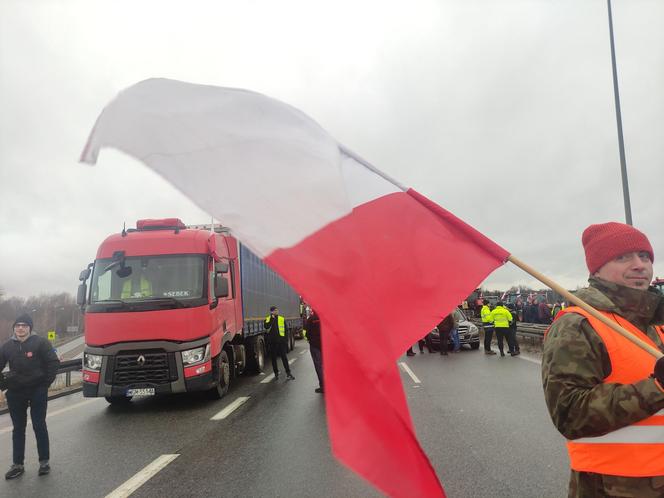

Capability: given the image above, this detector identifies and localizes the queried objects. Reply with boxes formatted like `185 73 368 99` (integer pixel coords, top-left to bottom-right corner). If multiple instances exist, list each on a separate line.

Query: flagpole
507 254 663 359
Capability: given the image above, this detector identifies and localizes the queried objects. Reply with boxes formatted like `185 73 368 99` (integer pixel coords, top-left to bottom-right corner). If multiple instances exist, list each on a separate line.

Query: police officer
542 222 664 497
264 306 294 381
480 299 496 355
0 314 59 479
489 301 514 357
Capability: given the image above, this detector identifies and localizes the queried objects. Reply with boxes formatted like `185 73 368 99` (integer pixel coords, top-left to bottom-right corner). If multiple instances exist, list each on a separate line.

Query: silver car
428 308 480 351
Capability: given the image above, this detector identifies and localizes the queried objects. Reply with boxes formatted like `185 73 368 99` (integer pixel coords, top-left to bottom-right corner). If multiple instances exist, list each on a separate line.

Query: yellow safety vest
481 305 493 324
121 276 152 298
490 306 512 328
264 315 286 337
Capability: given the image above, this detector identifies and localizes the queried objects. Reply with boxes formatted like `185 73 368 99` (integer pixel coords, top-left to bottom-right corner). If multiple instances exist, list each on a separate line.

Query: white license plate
126 388 155 397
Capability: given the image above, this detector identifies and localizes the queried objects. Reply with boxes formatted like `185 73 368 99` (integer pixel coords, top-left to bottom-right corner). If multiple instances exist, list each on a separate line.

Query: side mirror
79 268 91 281
215 276 229 298
215 261 229 273
77 283 87 306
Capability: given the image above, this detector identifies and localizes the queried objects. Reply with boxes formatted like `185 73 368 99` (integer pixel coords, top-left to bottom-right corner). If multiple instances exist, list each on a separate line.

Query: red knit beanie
582 222 654 274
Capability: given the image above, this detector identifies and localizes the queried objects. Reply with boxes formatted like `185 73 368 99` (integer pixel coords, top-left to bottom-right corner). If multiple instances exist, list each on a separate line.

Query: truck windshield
89 254 206 310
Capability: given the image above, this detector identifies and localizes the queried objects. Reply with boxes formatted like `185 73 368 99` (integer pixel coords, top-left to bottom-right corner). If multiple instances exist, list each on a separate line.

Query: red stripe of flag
267 189 508 497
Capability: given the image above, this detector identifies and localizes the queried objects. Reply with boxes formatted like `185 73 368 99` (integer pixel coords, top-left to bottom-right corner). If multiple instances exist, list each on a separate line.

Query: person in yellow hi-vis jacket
120 275 152 299
489 301 515 357
264 306 294 381
480 299 496 355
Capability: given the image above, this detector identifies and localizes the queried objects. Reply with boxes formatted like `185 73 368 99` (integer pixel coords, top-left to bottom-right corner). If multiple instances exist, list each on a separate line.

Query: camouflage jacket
542 277 664 497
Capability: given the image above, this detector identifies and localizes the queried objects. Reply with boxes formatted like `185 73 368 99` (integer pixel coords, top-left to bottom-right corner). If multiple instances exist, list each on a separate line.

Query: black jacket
0 334 60 392
305 314 322 350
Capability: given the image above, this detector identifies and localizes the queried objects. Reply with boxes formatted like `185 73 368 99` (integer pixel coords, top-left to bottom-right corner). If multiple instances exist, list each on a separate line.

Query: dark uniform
304 311 323 392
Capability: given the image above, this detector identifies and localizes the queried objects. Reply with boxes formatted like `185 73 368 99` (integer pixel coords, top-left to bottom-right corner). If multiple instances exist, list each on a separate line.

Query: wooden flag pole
507 255 663 359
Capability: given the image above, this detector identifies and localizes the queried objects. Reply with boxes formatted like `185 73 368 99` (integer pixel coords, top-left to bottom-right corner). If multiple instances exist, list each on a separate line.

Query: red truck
77 218 301 404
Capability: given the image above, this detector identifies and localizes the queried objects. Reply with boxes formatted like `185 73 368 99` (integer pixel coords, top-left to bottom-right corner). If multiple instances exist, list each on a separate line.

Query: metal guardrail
470 319 548 341
515 323 549 339
0 359 83 416
58 358 83 389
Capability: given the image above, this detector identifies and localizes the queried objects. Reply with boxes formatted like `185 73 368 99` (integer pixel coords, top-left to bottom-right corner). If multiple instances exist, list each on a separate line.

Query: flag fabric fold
81 78 509 497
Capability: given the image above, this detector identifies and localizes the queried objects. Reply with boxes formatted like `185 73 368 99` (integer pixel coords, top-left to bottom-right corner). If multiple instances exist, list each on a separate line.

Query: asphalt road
0 342 569 498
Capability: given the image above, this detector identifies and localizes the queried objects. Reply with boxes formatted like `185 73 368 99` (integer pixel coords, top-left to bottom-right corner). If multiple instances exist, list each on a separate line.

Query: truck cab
78 219 243 403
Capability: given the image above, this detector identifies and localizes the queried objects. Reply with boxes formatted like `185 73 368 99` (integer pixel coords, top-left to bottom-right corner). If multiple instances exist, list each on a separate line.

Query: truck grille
111 351 175 386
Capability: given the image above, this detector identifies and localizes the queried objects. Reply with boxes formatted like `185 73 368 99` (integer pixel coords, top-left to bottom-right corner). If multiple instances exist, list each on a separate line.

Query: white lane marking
260 358 296 383
105 454 179 498
211 396 250 420
0 398 101 435
299 350 307 356
399 362 421 384
260 373 275 384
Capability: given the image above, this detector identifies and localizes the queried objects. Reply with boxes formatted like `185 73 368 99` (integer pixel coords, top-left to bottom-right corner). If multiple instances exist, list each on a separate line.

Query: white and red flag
81 78 509 497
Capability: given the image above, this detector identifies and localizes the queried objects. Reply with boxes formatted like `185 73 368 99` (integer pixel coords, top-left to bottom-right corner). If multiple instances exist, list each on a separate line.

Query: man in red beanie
542 222 664 497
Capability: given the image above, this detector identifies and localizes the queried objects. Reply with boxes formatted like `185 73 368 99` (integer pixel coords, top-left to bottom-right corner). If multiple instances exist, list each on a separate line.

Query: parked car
428 308 480 351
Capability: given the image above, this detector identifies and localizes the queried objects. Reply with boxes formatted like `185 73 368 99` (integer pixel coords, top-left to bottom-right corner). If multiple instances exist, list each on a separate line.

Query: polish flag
81 79 509 497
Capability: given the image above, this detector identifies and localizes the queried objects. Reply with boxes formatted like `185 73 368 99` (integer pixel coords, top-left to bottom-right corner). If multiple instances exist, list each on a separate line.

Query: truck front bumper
83 337 212 397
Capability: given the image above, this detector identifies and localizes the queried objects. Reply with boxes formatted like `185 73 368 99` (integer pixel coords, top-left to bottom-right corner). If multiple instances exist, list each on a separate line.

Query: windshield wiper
101 260 121 274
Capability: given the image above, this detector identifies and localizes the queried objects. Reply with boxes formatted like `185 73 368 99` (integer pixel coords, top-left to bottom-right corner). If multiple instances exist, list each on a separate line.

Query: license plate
126 387 155 397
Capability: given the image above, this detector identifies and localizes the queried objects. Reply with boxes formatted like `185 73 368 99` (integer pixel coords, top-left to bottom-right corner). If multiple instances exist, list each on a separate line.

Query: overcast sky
1 0 662 299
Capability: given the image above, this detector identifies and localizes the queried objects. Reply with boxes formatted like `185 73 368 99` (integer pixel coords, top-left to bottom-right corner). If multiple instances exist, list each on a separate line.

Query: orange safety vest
556 306 664 477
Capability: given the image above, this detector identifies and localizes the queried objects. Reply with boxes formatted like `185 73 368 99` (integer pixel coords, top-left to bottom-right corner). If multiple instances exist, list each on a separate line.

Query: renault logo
137 355 146 366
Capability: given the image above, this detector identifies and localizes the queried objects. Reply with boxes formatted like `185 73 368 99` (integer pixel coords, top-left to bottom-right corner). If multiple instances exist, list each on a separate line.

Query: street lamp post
607 0 633 225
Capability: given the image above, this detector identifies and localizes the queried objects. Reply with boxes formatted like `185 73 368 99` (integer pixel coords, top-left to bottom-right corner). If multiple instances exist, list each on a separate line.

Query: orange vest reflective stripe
556 306 664 477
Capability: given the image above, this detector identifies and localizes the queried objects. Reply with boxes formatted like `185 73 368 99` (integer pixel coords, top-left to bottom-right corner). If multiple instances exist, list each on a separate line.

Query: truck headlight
182 345 210 366
84 353 103 371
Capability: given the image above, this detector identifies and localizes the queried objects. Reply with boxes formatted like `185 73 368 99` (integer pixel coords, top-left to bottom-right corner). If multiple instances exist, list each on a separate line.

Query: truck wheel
288 330 295 352
105 396 132 404
209 350 230 399
246 336 266 374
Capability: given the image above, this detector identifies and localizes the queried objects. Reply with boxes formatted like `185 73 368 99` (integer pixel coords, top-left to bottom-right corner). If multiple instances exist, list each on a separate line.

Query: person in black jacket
304 309 324 393
0 314 59 479
264 306 294 381
304 310 325 394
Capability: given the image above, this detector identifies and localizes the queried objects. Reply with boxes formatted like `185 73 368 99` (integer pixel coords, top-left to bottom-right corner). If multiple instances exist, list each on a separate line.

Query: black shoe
5 465 24 480
286 373 295 380
274 373 279 380
406 351 415 357
485 350 497 355
500 351 505 357
419 350 424 354
38 462 50 476
315 387 324 393
511 351 520 356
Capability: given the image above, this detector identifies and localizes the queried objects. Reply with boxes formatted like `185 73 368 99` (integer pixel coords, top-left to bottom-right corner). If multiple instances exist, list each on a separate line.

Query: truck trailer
77 218 301 404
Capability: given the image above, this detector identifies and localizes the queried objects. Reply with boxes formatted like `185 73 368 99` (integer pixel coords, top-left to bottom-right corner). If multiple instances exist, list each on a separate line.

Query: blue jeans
7 386 50 465
451 328 460 351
